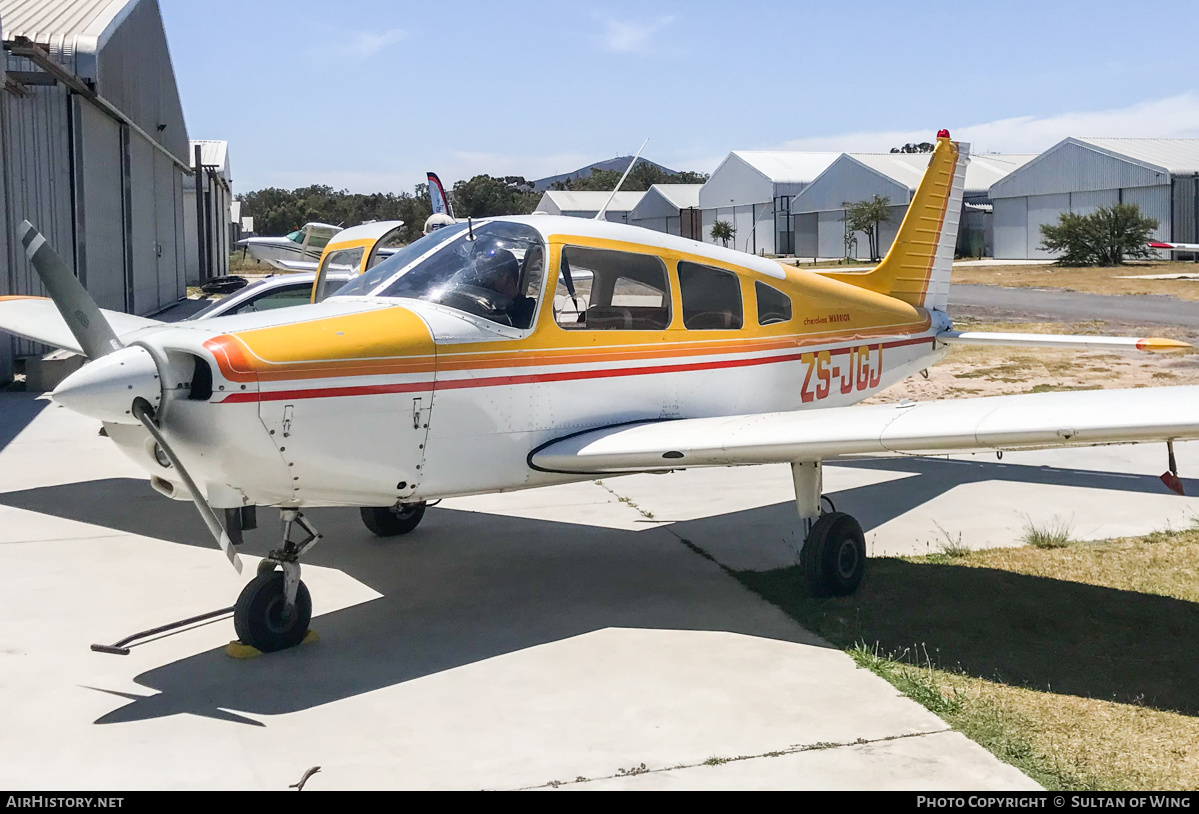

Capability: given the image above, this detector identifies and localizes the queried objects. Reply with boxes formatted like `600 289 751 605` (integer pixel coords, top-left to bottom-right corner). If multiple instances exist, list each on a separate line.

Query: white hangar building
792 151 1035 260
0 0 194 382
698 151 840 256
627 184 702 239
534 190 646 223
989 138 1199 260
185 139 233 284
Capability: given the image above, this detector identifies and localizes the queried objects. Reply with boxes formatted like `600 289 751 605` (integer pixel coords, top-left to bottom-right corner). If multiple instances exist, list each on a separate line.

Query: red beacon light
937 129 951 139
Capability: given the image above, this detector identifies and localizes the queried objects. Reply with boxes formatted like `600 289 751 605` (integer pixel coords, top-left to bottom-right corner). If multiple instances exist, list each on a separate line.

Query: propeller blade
132 399 243 574
18 220 123 359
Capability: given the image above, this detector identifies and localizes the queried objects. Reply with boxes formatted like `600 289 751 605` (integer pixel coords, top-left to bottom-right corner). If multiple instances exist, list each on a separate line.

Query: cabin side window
755 281 793 326
553 246 671 330
678 261 744 330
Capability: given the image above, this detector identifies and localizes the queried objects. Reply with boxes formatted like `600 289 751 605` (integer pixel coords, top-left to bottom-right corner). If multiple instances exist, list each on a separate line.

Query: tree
552 164 710 192
890 142 935 154
842 195 892 261
1039 204 1158 266
710 220 735 247
237 184 431 243
449 175 540 217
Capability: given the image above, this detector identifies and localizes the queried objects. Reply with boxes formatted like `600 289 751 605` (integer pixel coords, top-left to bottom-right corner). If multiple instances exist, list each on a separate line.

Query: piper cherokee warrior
1 132 1196 654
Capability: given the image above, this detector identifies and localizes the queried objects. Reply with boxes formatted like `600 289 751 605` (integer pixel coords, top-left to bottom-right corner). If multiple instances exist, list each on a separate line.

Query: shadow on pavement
0 453 1196 724
658 456 1198 551
0 479 824 725
0 393 48 454
738 558 1199 717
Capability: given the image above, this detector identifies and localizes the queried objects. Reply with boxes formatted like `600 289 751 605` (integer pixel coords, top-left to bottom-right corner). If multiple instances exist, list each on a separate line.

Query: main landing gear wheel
361 502 426 537
802 511 866 597
233 571 312 653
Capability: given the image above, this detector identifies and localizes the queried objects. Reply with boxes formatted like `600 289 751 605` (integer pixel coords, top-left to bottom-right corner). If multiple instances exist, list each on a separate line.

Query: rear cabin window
756 281 793 325
678 262 744 330
554 246 671 330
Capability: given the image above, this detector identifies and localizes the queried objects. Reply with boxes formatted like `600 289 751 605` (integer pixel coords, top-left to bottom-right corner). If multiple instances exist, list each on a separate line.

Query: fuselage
237 236 322 269
100 216 949 510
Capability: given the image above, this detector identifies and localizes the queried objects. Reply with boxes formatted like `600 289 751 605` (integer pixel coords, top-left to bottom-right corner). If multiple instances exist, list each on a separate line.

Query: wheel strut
263 510 323 610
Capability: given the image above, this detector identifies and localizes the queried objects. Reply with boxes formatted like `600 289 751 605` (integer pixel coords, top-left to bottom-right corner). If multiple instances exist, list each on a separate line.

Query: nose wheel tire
361 502 426 537
801 511 866 597
233 571 312 653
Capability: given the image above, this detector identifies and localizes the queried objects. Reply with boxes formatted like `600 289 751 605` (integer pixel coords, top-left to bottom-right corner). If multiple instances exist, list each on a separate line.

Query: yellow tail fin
820 134 968 312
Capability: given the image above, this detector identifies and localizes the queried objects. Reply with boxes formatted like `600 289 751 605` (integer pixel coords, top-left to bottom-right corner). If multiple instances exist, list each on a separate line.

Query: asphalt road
950 284 1199 329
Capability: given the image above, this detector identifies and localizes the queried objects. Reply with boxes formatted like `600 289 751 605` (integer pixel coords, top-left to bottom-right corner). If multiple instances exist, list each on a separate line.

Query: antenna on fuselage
594 138 648 221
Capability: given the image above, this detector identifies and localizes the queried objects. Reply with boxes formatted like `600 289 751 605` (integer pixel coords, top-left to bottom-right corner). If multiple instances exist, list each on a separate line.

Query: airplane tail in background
820 133 968 313
427 172 454 219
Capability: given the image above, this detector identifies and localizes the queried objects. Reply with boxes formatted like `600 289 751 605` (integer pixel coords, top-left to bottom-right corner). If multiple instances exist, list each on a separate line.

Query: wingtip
1136 337 1195 353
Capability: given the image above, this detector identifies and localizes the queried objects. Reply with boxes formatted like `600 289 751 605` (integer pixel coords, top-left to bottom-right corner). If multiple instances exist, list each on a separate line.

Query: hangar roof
0 0 189 163
846 152 1036 194
1073 138 1199 174
990 137 1199 199
191 140 231 182
726 151 841 184
629 184 702 222
646 183 701 210
536 190 646 215
0 0 131 44
792 151 1035 213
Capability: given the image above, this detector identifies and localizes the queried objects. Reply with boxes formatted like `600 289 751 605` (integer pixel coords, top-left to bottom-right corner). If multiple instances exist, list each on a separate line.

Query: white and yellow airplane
1 133 1196 654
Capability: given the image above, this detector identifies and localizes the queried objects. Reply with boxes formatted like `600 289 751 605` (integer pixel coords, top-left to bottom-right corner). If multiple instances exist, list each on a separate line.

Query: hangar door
76 101 127 312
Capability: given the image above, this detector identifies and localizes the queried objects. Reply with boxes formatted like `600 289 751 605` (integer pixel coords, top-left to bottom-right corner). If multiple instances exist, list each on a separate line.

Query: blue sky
161 0 1199 195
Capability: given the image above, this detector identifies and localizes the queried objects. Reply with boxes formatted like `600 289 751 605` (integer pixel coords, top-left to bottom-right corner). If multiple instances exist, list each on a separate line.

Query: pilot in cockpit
470 241 536 328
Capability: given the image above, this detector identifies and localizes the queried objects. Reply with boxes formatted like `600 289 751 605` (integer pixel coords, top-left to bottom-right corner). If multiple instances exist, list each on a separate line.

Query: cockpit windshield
329 221 545 329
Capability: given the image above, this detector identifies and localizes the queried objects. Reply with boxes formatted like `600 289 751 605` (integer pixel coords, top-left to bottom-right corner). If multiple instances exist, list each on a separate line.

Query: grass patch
1021 517 1076 549
733 526 1199 790
1028 384 1103 394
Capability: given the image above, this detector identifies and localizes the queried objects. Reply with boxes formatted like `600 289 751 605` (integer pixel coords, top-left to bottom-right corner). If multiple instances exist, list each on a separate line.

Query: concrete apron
21 391 1194 788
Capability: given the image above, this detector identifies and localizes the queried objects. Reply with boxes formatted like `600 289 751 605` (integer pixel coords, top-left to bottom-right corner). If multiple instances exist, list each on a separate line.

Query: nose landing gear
233 510 322 653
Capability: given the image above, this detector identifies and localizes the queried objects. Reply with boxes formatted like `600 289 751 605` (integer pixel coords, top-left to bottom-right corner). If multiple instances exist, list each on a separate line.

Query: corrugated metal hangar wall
990 138 1199 260
0 0 190 383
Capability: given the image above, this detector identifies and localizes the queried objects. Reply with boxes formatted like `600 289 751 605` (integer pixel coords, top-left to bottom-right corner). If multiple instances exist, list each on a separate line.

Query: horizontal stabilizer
0 296 163 355
939 331 1193 353
530 385 1199 473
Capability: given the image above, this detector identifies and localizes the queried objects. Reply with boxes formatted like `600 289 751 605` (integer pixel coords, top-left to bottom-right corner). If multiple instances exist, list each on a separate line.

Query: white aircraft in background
1 133 1196 657
1149 241 1199 253
235 222 342 271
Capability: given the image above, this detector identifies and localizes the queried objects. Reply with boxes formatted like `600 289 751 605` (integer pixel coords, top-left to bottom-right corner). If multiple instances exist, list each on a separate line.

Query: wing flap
530 386 1199 473
0 296 163 355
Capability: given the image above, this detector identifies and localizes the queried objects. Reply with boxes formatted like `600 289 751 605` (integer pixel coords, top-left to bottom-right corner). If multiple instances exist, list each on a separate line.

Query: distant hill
533 156 679 192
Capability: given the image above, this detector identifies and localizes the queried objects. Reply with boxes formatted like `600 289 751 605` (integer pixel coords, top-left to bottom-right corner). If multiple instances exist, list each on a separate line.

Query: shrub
1039 204 1158 266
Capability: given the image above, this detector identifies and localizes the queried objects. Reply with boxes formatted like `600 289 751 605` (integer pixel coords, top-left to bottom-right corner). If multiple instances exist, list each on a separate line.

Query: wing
0 296 163 355
530 386 1199 474
1149 241 1199 252
267 259 320 272
939 330 1192 353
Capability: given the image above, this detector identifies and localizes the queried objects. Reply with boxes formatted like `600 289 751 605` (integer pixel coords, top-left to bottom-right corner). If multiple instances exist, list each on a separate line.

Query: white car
188 273 355 320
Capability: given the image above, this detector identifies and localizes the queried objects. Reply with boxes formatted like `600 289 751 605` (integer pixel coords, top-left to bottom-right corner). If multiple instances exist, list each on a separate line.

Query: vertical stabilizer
820 134 969 312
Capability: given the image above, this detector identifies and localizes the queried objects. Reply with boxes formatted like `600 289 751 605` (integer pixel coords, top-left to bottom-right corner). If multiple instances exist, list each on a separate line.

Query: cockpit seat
685 310 740 330
585 305 670 330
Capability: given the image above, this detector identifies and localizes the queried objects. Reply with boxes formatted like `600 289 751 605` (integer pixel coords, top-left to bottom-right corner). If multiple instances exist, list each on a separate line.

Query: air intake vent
189 355 213 401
